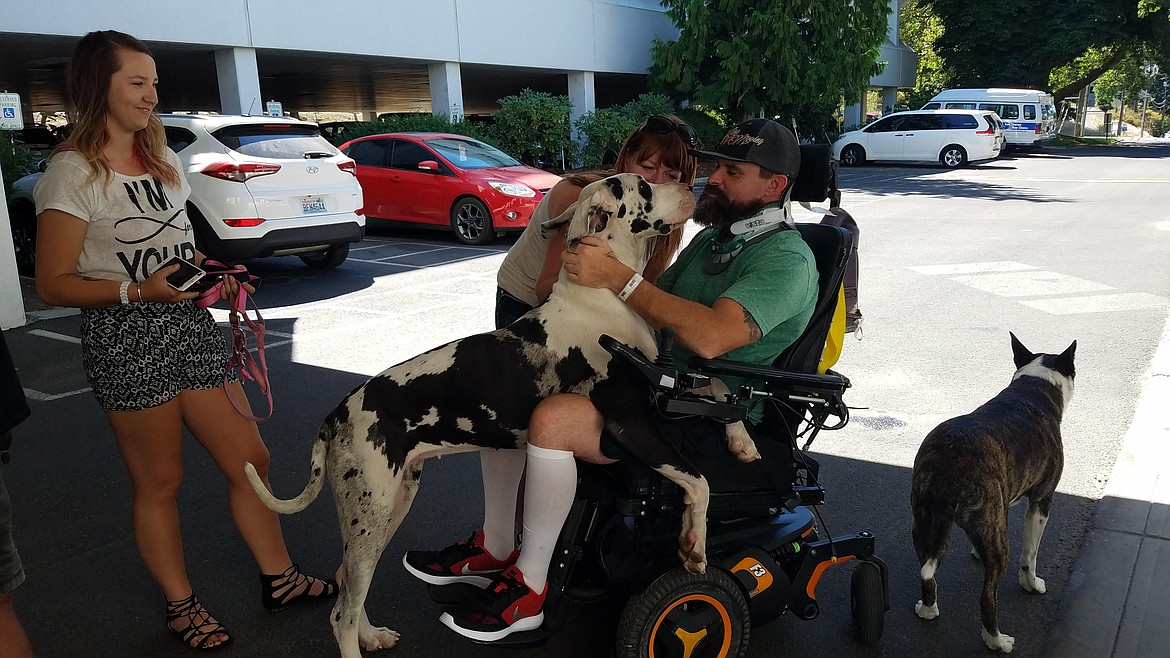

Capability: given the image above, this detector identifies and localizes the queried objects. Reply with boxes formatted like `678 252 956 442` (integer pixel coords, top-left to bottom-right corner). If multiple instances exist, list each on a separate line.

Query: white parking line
28 329 81 344
909 261 1037 276
1022 293 1169 315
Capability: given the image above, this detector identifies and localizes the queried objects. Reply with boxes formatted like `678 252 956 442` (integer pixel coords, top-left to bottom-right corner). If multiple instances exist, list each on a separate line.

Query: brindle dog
910 332 1076 653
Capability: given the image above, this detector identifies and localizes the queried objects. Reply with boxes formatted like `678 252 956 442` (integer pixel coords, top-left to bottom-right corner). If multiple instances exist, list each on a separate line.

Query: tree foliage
899 0 952 110
649 0 891 135
489 89 578 169
926 0 1170 95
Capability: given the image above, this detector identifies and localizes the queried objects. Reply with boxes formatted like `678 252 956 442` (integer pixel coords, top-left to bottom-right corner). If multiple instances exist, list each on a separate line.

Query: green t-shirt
656 226 818 423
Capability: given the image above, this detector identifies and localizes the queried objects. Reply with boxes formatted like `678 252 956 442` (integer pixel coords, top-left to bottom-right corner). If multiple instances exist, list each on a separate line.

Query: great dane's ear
540 177 616 241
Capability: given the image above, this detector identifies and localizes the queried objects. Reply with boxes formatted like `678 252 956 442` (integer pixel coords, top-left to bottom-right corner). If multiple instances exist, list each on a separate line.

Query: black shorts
80 301 231 412
495 287 534 329
599 414 747 461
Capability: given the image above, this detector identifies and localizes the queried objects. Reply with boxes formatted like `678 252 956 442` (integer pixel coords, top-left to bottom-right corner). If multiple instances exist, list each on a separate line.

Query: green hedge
1 134 35 197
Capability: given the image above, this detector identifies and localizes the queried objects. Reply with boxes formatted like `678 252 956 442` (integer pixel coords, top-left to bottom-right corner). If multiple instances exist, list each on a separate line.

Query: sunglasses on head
640 115 698 148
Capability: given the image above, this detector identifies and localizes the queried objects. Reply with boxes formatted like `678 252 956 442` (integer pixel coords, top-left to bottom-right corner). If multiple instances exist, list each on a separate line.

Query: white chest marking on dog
456 418 473 432
1012 359 1075 410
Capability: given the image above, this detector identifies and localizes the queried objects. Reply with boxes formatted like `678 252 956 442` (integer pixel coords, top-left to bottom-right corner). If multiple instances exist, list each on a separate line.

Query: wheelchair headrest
789 144 837 204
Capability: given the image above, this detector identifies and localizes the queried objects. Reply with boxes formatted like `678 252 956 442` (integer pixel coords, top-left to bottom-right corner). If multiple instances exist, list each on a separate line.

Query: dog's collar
704 204 794 274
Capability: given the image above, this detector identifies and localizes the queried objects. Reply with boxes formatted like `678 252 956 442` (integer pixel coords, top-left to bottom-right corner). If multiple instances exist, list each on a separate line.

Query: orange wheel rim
647 593 733 658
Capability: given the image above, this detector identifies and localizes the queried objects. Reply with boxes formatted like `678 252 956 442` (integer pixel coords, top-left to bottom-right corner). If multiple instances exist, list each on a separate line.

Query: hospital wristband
118 280 130 305
617 272 643 302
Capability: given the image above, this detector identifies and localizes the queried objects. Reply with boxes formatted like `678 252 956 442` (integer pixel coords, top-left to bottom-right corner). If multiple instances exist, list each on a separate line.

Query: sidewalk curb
1044 315 1170 657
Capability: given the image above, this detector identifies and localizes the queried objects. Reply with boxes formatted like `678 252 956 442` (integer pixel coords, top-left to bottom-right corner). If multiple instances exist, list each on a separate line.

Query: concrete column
214 47 263 115
567 71 596 141
882 87 899 114
0 160 25 328
844 101 863 129
428 62 464 122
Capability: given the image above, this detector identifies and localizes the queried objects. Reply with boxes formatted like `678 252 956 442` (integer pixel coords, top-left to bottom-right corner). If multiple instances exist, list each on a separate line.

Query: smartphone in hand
160 256 206 291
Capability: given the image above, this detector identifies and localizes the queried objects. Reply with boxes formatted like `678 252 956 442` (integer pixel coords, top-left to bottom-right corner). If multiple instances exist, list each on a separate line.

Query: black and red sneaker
402 530 518 588
439 565 547 641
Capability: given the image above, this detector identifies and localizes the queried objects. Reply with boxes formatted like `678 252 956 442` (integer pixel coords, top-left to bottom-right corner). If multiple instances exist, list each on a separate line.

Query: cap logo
721 127 765 147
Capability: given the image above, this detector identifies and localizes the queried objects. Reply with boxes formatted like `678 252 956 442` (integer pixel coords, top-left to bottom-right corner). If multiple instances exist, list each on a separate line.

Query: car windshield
211 124 339 159
425 138 520 169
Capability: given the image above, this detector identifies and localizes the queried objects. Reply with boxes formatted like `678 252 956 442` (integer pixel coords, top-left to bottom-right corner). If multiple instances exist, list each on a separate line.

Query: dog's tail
245 434 327 515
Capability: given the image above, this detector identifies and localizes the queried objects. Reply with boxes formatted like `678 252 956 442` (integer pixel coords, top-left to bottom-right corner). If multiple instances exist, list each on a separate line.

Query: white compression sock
480 448 527 561
515 444 577 593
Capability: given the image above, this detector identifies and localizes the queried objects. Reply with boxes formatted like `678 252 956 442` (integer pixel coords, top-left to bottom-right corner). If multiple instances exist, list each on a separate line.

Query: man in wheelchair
405 119 888 655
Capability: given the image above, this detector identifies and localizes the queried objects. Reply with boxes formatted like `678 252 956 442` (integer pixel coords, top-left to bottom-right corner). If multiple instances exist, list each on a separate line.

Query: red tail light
976 127 995 135
200 162 281 182
338 160 357 176
1035 126 1042 134
223 218 266 227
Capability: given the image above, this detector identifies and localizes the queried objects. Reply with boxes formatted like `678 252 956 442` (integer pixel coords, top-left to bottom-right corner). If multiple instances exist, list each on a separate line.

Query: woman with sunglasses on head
494 115 699 328
403 116 697 634
33 30 336 652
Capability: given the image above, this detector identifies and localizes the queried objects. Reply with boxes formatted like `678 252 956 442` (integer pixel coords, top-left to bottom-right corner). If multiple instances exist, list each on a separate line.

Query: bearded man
416 119 817 642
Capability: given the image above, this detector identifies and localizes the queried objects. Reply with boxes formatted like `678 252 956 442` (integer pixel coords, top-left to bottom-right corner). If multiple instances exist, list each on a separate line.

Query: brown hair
60 30 179 186
563 115 698 281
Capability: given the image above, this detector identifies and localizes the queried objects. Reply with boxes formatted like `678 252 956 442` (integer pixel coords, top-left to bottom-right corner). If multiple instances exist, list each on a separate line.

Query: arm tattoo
743 308 762 342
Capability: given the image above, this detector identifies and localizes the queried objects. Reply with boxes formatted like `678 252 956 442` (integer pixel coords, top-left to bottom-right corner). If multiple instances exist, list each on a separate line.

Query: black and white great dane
245 173 754 657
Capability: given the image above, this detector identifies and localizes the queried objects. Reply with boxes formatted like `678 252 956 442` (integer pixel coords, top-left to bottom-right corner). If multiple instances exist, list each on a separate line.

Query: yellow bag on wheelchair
818 285 846 373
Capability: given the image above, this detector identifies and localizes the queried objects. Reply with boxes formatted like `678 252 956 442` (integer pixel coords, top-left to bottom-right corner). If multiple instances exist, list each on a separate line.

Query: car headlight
489 181 537 198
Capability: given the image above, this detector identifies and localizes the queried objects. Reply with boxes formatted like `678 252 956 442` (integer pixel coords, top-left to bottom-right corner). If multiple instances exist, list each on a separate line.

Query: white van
921 88 1056 147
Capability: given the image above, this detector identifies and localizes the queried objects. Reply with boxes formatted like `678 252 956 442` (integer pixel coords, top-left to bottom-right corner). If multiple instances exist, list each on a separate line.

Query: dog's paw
915 600 939 620
1019 570 1046 594
681 551 707 574
981 628 1015 653
726 425 761 462
360 627 401 651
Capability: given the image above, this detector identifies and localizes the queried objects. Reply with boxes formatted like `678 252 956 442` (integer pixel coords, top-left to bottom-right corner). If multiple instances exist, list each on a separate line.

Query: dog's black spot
630 217 652 234
617 204 626 219
637 179 654 212
342 468 359 480
605 176 625 200
351 518 360 526
554 347 598 389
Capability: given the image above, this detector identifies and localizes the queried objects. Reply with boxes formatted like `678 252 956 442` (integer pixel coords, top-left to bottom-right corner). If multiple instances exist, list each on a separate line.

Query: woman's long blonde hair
564 115 698 281
59 30 179 187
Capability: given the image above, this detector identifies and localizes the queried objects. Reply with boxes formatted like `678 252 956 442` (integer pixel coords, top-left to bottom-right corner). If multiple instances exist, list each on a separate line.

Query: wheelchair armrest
689 357 851 394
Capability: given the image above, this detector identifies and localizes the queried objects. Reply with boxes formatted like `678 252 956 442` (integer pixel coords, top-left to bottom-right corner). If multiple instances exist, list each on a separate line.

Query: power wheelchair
436 145 888 657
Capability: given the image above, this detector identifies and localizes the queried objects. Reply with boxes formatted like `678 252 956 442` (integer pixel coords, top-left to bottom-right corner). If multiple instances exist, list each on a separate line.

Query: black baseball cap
690 118 801 179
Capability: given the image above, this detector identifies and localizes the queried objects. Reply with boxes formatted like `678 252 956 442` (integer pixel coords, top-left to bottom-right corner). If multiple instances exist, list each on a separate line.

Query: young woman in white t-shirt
34 30 335 652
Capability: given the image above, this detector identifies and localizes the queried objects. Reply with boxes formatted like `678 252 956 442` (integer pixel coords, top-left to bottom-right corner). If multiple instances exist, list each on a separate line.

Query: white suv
833 109 1003 168
161 114 364 268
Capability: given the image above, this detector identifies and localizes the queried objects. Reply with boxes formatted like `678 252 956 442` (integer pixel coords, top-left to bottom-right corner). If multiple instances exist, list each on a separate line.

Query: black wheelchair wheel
850 561 884 645
616 567 750 658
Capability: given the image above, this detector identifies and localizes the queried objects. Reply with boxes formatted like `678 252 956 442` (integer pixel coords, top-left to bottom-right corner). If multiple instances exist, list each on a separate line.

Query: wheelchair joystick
655 326 676 368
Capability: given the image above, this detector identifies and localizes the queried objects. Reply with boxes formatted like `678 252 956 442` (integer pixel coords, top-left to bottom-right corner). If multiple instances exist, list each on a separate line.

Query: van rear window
944 114 978 129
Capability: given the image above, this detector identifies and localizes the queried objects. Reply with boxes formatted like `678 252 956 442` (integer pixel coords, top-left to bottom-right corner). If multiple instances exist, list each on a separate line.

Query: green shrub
574 108 637 168
676 107 728 150
1 134 35 197
322 114 489 146
489 89 577 170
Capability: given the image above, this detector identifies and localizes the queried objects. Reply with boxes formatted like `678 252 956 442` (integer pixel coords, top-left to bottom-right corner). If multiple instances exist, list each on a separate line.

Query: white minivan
832 109 1003 168
921 88 1057 147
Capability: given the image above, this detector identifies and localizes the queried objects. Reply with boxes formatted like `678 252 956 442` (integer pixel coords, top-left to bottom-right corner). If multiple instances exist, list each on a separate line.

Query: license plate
301 196 327 214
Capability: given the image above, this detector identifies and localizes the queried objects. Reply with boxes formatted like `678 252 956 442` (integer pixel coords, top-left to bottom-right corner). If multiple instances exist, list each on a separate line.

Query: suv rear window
211 124 339 159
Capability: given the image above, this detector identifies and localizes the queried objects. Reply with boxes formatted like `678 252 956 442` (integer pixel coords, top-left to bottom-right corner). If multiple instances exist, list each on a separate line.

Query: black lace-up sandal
260 562 339 612
165 593 233 652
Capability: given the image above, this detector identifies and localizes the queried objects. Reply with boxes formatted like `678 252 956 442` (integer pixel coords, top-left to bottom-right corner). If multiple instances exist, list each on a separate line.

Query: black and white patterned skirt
80 301 230 412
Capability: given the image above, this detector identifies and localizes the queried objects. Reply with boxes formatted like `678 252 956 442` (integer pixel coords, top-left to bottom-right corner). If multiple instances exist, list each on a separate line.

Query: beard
693 187 770 228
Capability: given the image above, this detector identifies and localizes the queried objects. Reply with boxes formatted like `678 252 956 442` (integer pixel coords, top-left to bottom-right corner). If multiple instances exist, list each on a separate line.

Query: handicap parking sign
0 93 24 130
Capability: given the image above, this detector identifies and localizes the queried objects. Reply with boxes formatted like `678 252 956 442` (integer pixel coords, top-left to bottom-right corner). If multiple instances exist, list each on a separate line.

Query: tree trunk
1051 47 1129 102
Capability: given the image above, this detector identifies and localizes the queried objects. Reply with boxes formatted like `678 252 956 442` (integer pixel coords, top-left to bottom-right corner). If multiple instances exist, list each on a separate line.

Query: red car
339 132 563 245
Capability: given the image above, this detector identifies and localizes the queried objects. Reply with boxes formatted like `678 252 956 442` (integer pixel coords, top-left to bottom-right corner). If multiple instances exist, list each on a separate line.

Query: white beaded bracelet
118 280 130 305
617 272 643 302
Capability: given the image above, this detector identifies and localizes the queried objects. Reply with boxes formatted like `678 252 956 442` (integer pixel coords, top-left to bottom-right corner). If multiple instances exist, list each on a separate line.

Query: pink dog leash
197 260 272 422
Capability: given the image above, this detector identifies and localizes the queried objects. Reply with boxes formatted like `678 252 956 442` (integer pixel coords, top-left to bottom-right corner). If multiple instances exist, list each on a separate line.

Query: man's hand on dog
562 236 630 293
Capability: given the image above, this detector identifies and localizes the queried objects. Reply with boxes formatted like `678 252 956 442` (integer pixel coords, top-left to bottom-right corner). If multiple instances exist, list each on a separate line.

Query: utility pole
1140 90 1149 138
